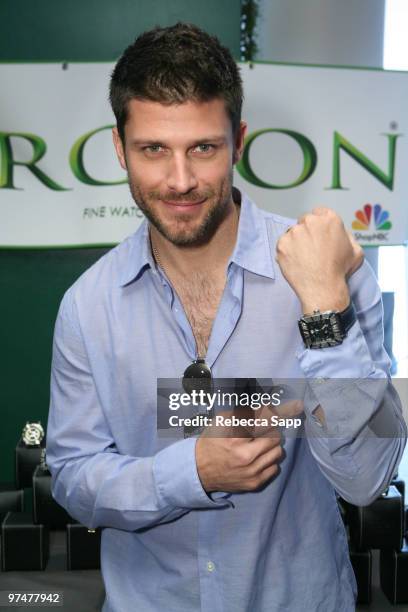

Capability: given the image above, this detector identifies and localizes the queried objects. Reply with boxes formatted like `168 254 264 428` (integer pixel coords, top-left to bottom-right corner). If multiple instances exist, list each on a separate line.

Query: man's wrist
300 283 350 314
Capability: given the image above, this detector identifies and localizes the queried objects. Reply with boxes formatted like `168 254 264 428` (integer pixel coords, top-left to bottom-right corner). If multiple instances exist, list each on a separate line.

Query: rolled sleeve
296 320 376 380
48 289 231 532
291 259 407 504
153 436 232 509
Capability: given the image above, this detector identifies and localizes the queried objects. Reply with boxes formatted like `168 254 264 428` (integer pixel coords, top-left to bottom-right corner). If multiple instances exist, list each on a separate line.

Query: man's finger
250 443 285 473
346 230 365 276
258 399 304 419
274 399 304 418
248 432 282 459
311 206 332 216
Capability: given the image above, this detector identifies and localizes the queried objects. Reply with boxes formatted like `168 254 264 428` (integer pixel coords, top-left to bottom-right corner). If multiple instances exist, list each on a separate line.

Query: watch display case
1 511 49 571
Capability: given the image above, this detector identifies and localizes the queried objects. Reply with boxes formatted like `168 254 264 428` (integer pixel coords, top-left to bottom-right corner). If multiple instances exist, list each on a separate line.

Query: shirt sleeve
46 290 231 532
295 259 407 506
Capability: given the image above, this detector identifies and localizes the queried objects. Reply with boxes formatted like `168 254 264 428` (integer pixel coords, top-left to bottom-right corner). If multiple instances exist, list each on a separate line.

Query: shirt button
207 561 215 572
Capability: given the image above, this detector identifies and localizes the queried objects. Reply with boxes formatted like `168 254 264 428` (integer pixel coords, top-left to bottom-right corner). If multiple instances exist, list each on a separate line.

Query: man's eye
193 144 215 154
144 145 164 154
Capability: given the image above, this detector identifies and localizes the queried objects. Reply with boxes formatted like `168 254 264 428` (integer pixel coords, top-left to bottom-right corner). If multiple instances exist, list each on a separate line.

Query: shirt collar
229 189 275 279
118 188 275 287
118 220 153 287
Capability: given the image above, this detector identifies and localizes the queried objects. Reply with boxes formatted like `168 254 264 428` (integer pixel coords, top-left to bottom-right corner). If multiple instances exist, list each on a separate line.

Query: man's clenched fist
276 207 364 313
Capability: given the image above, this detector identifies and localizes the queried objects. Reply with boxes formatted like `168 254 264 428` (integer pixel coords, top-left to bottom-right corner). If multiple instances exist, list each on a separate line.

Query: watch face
299 312 344 348
310 320 332 343
22 421 45 446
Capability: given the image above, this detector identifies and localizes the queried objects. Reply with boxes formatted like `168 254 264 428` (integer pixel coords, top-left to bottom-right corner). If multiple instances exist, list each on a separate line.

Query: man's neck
149 199 240 278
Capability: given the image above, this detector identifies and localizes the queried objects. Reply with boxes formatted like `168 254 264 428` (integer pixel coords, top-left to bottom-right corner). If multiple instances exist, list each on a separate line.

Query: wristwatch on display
298 301 356 349
21 421 45 446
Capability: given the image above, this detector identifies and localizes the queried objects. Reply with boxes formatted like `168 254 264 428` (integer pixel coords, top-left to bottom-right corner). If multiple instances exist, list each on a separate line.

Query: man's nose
166 154 198 193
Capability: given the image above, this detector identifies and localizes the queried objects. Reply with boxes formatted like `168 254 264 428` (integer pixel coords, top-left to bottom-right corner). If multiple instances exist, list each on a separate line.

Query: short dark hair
109 22 243 143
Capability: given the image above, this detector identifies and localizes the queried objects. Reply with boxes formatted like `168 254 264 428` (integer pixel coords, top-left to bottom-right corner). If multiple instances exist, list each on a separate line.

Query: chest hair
172 271 226 358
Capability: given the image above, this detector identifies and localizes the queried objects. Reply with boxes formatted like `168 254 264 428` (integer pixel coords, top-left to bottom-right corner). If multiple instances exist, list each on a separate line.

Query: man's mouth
160 198 206 211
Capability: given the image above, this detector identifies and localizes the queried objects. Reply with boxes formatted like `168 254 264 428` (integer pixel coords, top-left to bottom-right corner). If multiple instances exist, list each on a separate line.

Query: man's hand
195 399 303 493
276 207 364 313
196 429 283 493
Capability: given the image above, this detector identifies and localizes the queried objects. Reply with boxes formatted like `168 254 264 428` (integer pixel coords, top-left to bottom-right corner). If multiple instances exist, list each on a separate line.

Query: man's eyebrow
129 136 227 146
191 136 227 145
129 139 164 146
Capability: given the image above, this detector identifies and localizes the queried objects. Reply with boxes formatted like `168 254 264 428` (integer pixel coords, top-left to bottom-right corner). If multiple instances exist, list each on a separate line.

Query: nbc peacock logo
352 203 391 242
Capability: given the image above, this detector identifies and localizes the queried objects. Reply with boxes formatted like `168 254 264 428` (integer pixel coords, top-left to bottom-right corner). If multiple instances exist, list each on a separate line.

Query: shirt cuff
295 320 374 379
295 320 389 436
153 436 232 510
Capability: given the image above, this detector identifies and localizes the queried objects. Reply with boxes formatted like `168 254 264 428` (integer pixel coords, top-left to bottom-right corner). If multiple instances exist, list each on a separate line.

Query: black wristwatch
298 301 356 349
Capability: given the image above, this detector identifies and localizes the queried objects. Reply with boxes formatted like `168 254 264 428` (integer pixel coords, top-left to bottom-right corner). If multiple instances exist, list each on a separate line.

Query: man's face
113 98 246 246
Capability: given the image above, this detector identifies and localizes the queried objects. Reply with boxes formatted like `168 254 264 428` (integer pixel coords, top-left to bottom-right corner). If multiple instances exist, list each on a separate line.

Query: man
47 23 407 612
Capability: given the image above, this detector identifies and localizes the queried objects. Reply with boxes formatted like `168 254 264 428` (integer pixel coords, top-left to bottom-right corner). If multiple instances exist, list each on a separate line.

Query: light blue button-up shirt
47 191 407 612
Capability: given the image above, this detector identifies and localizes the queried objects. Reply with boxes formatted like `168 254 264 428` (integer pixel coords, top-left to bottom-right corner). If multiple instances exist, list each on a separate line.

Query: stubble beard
127 169 234 247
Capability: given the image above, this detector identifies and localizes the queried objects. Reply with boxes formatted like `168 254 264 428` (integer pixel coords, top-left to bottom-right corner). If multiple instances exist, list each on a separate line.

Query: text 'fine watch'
298 302 356 349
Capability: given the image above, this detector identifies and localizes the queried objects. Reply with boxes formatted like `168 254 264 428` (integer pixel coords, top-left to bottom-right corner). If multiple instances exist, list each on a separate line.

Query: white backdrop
0 62 407 247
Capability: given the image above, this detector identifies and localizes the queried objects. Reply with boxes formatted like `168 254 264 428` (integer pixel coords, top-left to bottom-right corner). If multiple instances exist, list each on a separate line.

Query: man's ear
112 127 127 171
233 121 247 164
